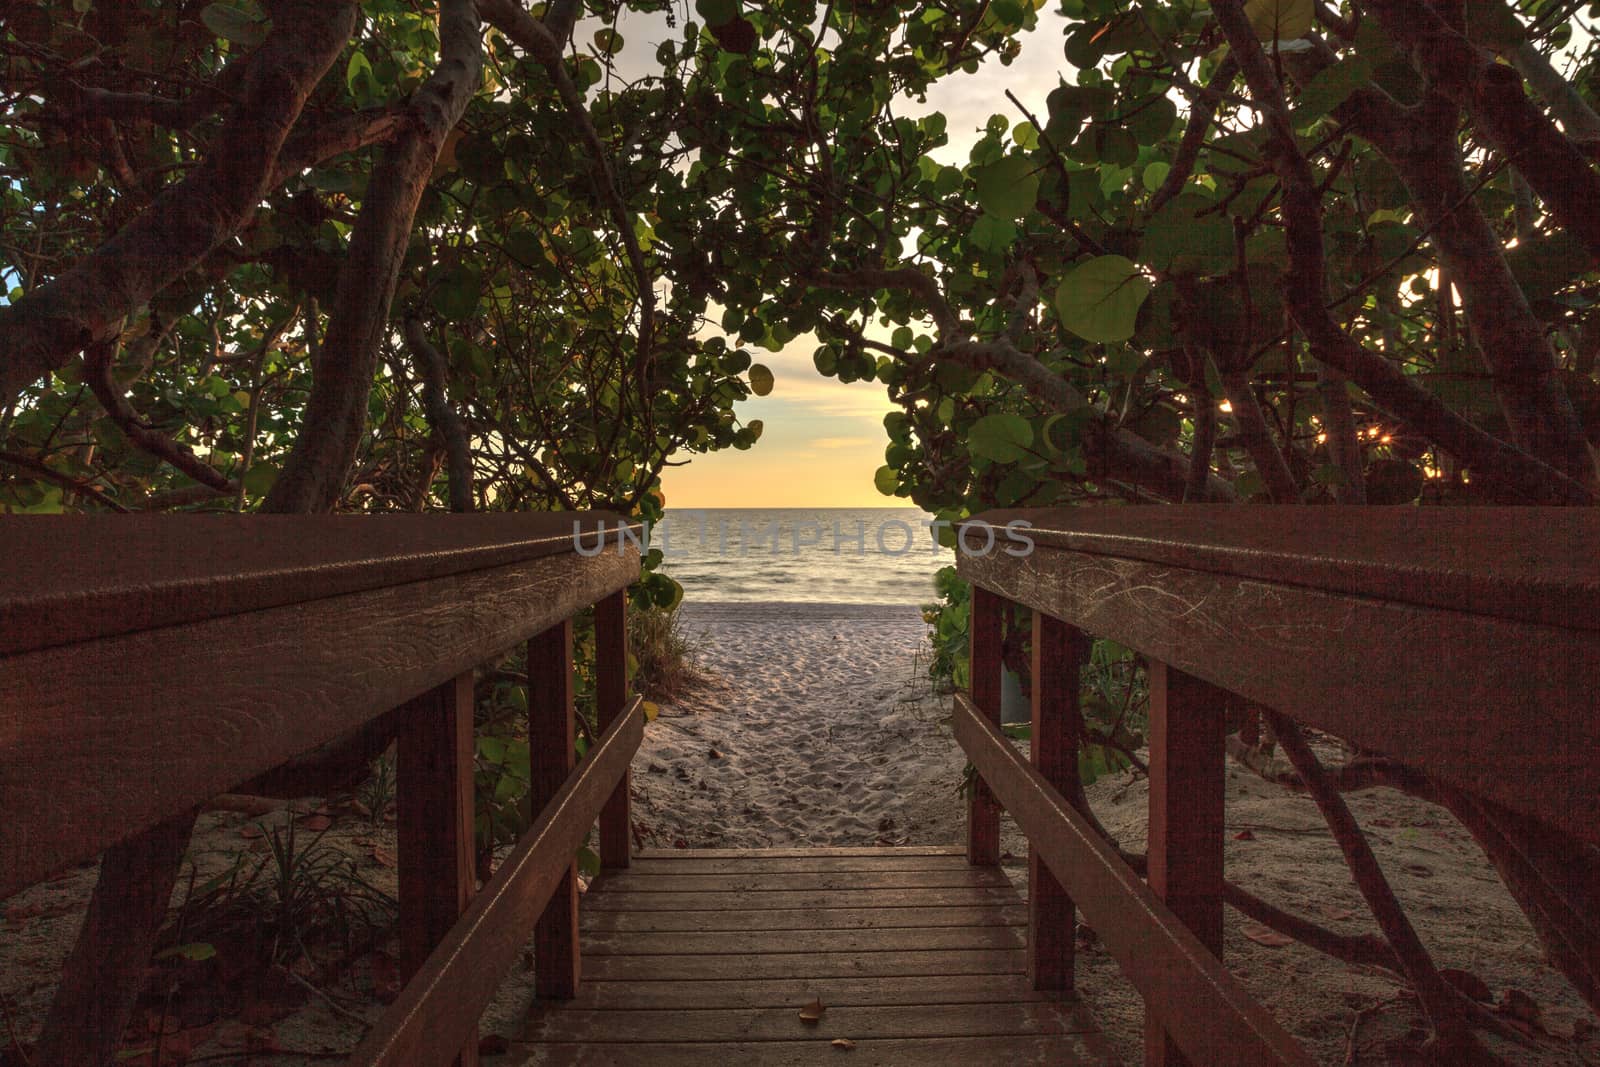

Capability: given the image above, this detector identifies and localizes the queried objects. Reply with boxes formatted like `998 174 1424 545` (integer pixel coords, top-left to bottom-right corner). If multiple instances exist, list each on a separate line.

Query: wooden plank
586 868 1010 894
582 948 1024 982
0 546 639 899
595 590 630 869
0 512 640 656
350 698 642 1067
1145 663 1226 1067
967 585 1004 866
580 905 1028 935
529 618 579 1000
396 673 479 1067
1031 611 1085 992
557 974 1056 1011
524 1001 1098 1044
952 693 1312 1067
966 505 1600 630
622 853 970 875
579 887 1020 913
637 846 962 859
515 1033 1114 1066
583 925 1024 957
958 541 1600 846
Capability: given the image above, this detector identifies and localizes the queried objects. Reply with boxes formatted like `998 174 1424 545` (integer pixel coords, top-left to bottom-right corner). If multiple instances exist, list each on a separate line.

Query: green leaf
1244 0 1313 41
242 462 279 496
973 156 1040 220
968 413 1034 463
1292 56 1372 123
747 363 774 396
1139 196 1234 273
874 464 899 496
695 0 739 23
345 50 373 94
641 700 660 723
1054 255 1153 343
155 942 217 962
594 28 624 55
969 214 1018 253
200 3 269 46
1141 161 1171 192
1463 0 1525 50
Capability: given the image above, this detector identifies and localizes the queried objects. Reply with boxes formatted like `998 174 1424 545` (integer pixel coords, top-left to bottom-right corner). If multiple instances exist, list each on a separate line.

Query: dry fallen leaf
298 814 333 832
799 998 826 1023
1317 904 1355 922
239 824 264 840
831 1038 856 1050
1240 922 1294 948
1498 988 1543 1028
1439 967 1491 1003
370 846 397 868
1232 829 1256 841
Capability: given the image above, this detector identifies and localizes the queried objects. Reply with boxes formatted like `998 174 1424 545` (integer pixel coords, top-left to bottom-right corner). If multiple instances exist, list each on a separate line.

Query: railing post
396 671 480 1067
1144 660 1227 1067
595 590 631 869
967 585 1004 865
1030 611 1087 991
529 618 579 999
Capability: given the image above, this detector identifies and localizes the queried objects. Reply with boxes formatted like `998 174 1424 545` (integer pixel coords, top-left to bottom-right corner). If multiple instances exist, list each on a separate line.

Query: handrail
953 505 1600 1066
0 513 639 897
959 506 1600 845
1 512 643 1066
953 693 1311 1067
353 696 644 1066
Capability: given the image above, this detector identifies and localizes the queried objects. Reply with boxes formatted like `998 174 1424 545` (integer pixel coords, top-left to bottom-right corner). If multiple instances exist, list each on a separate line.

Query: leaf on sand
799 998 826 1023
831 1037 856 1050
1241 922 1294 947
298 814 332 832
239 824 264 839
371 846 397 868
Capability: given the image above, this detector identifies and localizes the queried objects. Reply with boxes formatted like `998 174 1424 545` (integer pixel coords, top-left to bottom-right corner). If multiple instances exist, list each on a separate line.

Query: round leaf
747 363 774 396
968 413 1035 463
1054 256 1153 343
973 156 1040 220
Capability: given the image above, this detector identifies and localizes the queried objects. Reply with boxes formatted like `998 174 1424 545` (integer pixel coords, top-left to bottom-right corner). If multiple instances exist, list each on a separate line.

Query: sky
651 8 1074 507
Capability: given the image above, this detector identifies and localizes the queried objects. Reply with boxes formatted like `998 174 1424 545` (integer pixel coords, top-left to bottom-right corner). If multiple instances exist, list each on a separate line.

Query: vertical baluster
530 618 579 998
1030 611 1087 991
1144 661 1227 1067
595 590 631 869
968 585 1004 865
396 671 480 1067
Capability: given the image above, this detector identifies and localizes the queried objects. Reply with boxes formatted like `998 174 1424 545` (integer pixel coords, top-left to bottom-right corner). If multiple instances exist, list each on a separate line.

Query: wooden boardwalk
518 846 1115 1065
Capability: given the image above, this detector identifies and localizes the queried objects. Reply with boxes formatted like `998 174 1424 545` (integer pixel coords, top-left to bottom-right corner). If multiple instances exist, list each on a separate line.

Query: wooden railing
0 512 645 1066
955 505 1600 1067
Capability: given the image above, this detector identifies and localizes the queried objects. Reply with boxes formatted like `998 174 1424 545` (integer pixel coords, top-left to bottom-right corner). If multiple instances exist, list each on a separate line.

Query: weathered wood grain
348 697 642 1067
595 590 630 870
579 887 1019 913
0 512 638 655
529 618 579 1000
967 585 1004 865
1144 663 1227 1067
636 846 962 859
395 673 479 1067
580 904 1028 935
0 545 638 898
582 948 1026 982
583 925 1024 957
968 505 1600 630
958 543 1600 845
1031 610 1085 993
586 868 1010 894
556 973 1052 1011
953 693 1312 1067
621 852 968 875
524 1001 1098 1044
515 1033 1114 1066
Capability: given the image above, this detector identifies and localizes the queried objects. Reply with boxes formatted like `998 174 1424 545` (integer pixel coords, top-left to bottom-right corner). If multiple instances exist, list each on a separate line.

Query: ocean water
652 507 952 606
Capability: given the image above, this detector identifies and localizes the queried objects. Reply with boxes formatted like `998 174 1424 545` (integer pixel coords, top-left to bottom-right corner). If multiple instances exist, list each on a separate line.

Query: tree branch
403 314 475 512
0 0 359 405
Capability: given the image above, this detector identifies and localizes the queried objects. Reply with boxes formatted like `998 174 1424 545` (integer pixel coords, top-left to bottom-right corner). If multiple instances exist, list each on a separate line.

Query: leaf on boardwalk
831 1038 856 1050
799 998 826 1023
1241 922 1294 947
